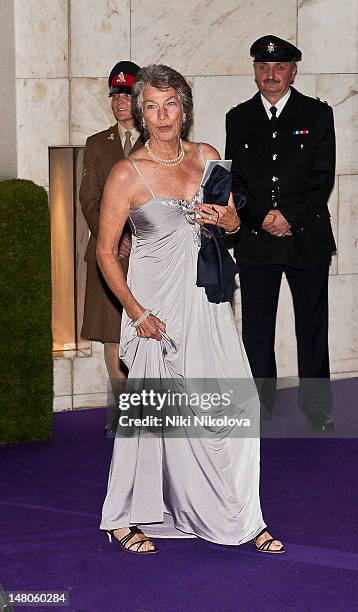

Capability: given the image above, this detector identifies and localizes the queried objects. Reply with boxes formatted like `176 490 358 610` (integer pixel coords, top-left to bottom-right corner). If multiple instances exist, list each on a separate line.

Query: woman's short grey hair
131 64 193 140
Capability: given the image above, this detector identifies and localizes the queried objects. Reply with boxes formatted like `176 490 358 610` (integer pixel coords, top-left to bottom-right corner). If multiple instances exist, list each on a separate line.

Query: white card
198 160 232 203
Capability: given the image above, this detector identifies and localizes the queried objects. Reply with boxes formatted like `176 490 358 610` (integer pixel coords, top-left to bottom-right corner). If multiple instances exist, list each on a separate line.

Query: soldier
80 61 143 392
225 36 336 431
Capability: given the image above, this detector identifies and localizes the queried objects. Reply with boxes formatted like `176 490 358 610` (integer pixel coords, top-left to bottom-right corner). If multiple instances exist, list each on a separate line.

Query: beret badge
116 72 126 84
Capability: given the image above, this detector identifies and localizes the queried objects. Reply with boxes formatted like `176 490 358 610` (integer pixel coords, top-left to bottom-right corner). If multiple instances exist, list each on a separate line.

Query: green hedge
0 180 53 444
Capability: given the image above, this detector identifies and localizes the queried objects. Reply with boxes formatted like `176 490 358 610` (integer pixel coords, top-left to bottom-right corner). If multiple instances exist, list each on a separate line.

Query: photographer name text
118 415 251 428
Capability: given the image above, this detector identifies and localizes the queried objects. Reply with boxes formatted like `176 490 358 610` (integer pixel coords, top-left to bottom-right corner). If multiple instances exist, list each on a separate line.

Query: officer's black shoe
309 414 334 432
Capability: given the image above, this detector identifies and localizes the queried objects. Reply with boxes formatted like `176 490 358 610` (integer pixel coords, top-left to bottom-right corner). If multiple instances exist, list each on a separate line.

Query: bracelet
132 309 151 327
225 223 241 235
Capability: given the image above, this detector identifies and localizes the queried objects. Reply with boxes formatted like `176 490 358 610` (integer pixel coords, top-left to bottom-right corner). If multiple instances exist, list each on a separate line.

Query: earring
142 118 146 128
182 114 186 122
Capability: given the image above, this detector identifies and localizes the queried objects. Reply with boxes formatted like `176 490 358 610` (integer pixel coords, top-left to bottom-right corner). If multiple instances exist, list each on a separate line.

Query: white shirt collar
261 88 291 119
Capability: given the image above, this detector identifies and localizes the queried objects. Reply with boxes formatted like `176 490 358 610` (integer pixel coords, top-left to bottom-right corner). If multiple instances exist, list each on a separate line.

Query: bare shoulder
198 142 221 160
103 159 139 208
107 158 137 185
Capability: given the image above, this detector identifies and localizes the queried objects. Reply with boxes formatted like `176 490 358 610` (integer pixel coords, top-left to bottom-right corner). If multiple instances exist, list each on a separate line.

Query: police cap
250 35 302 62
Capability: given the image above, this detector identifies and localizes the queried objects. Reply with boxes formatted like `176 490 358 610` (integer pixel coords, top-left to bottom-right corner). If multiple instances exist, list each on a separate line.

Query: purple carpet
1 379 358 611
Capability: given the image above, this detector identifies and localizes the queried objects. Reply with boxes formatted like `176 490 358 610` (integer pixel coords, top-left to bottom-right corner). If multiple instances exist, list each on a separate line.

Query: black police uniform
225 36 336 428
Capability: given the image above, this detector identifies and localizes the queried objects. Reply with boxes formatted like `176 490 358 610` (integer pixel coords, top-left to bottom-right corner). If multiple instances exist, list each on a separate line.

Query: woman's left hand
194 193 240 233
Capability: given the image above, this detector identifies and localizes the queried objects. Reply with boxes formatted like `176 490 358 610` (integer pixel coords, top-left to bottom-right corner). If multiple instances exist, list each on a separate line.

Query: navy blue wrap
196 165 246 304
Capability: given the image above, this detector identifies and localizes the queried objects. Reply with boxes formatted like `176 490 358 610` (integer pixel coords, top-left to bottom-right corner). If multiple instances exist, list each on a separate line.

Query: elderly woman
97 64 284 555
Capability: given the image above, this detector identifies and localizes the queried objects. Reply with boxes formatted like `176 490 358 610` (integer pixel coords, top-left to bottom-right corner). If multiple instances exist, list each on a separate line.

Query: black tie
270 106 277 125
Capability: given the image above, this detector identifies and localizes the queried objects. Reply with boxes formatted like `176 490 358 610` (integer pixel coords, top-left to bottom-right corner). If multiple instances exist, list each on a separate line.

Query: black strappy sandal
105 526 159 554
253 528 285 554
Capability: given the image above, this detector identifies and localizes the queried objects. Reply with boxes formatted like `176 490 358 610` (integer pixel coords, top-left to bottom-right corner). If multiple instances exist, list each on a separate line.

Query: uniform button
272 132 277 138
273 202 277 208
316 213 321 218
272 153 278 160
244 143 249 148
252 230 258 235
271 176 278 182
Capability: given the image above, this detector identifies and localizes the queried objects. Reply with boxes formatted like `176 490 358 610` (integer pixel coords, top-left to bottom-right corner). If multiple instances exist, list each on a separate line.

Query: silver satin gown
100 160 266 545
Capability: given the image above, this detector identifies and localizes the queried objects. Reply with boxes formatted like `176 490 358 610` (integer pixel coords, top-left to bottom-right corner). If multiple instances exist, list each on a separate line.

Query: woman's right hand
135 313 166 341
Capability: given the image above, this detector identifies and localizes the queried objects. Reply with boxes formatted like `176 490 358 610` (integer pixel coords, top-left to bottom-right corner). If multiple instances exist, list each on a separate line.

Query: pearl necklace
145 138 185 167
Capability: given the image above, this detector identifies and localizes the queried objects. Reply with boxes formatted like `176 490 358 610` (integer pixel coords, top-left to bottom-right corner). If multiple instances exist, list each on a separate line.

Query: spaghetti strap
129 159 156 198
198 143 206 168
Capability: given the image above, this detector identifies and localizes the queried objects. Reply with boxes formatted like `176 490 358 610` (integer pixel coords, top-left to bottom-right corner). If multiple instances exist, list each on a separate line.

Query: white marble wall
71 1 130 77
131 0 297 75
11 0 358 408
14 0 69 187
70 78 113 145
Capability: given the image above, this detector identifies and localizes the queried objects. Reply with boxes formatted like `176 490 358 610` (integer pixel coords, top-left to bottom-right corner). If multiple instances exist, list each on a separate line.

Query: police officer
225 36 336 431
80 61 143 391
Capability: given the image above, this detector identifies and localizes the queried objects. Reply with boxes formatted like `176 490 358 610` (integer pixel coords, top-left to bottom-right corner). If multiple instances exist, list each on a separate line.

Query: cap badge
267 41 276 53
116 72 126 84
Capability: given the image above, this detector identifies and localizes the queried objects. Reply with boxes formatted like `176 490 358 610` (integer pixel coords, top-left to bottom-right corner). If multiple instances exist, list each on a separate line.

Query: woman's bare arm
96 161 165 339
96 161 143 321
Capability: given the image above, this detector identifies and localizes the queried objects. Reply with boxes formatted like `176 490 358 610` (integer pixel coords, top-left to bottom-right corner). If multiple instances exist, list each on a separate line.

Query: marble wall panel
192 75 317 156
298 0 358 74
70 0 130 77
132 0 297 76
317 74 358 176
328 274 358 374
14 0 68 78
293 74 317 99
91 341 106 357
73 354 108 395
53 358 72 397
16 79 69 186
70 78 114 145
192 76 256 155
53 395 72 411
337 175 358 274
274 277 298 378
1 1 17 180
73 393 109 409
